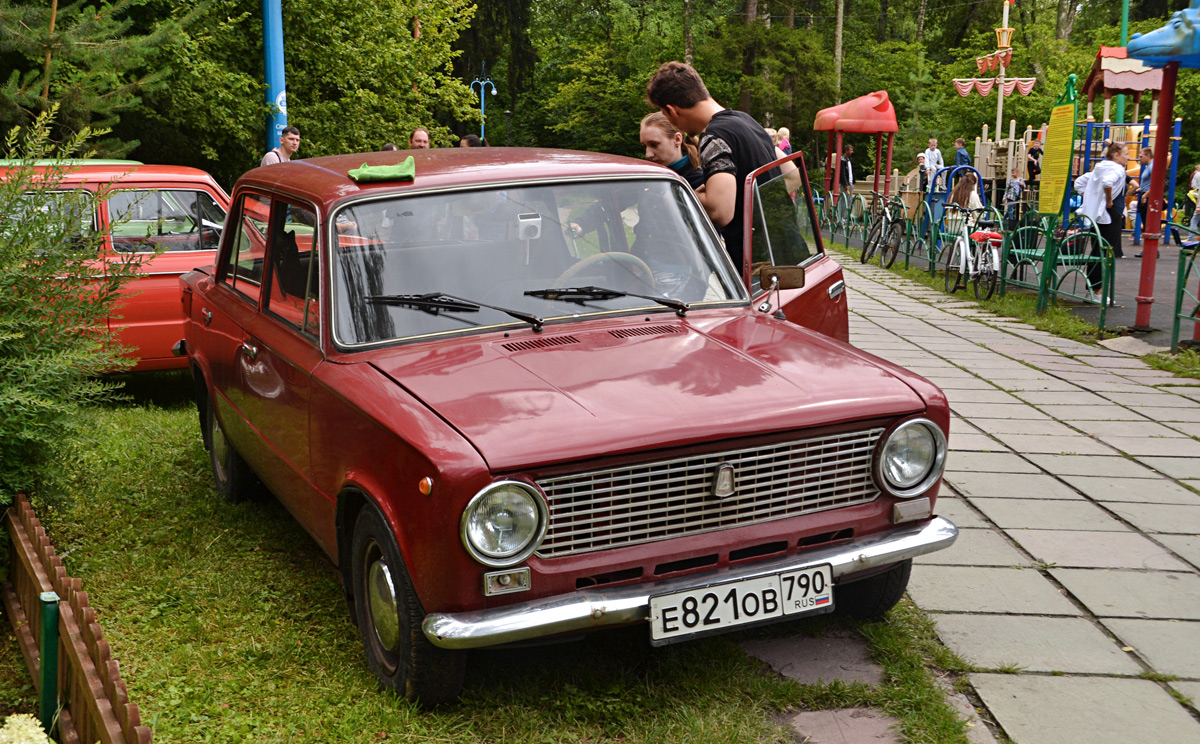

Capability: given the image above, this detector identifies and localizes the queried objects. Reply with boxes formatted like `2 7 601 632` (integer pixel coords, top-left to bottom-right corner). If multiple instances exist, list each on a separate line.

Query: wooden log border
3 493 152 744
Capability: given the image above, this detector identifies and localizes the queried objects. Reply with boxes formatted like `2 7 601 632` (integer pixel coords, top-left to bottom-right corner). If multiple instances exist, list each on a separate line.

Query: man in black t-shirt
646 61 780 270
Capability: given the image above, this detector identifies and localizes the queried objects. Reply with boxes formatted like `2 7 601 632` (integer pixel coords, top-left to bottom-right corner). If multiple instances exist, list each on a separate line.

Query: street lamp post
505 110 512 146
470 63 497 141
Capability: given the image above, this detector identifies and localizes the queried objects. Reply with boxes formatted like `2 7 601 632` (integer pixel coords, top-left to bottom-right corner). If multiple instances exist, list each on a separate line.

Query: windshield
331 178 743 347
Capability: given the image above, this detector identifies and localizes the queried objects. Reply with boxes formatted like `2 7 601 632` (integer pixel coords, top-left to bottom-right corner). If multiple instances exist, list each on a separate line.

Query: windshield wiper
367 292 544 331
524 285 689 316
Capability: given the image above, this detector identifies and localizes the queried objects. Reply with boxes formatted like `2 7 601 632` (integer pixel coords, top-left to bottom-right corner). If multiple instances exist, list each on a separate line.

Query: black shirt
1027 144 1043 181
699 109 780 268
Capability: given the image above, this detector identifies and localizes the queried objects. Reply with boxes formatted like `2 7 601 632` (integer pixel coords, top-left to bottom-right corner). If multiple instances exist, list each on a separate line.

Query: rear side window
219 193 271 306
108 189 226 253
264 200 321 338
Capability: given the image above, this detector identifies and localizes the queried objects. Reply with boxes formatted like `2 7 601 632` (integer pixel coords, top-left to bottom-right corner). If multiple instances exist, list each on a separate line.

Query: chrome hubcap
367 552 400 652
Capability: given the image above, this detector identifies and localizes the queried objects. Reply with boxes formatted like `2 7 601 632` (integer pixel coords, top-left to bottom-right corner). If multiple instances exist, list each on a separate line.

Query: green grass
828 242 1104 344
1 374 974 743
1144 347 1200 379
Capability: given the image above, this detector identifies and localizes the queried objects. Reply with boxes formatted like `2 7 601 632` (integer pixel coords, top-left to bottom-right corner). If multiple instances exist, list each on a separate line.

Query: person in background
459 134 483 147
1026 138 1043 181
1189 163 1200 232
916 153 928 193
640 112 704 189
922 138 944 186
946 171 982 236
260 125 300 166
778 127 792 155
1003 167 1024 225
1078 141 1127 261
645 61 781 268
1135 146 1154 256
839 144 855 194
954 138 971 167
381 143 399 151
409 128 431 149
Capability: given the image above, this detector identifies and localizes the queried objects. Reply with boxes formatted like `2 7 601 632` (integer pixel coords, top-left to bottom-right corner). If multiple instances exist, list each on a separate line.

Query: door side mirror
757 265 805 291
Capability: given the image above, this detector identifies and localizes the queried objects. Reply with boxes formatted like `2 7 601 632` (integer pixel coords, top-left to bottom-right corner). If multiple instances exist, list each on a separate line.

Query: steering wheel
554 252 655 290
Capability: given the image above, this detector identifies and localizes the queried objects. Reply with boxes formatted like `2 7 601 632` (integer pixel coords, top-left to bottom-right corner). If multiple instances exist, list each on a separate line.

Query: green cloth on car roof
348 156 415 183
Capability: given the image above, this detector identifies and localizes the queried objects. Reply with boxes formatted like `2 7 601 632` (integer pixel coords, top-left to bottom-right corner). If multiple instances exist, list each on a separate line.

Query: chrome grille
535 428 884 557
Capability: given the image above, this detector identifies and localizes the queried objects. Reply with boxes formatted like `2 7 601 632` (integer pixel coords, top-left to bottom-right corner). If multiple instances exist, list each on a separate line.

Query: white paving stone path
842 262 1200 744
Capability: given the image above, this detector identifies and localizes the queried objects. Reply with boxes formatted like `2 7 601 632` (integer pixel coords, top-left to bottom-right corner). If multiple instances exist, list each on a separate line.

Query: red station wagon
179 148 957 704
1 160 230 371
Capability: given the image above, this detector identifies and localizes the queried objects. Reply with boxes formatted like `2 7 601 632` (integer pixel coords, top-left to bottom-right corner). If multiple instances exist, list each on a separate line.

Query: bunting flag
999 49 1012 68
975 50 1015 73
952 78 1038 97
977 57 987 74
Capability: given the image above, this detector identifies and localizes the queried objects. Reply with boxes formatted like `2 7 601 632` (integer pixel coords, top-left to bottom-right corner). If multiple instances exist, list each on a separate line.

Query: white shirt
1077 159 1126 225
922 147 944 177
1191 170 1200 191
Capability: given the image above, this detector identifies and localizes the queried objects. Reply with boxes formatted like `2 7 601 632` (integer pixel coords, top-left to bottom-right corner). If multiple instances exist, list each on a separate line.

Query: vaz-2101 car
179 147 957 704
0 160 230 371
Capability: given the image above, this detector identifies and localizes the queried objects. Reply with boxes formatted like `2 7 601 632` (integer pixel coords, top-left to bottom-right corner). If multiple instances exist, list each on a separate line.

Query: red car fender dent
311 361 496 613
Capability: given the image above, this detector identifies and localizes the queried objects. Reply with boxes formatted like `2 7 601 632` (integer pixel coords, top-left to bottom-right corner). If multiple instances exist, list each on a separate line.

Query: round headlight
878 419 946 497
460 481 547 567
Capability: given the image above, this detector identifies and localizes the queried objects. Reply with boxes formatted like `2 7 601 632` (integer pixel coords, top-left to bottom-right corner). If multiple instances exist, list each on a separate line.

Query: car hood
368 313 928 471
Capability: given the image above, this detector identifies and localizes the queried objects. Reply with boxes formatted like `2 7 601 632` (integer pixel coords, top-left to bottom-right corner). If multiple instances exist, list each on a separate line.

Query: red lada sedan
1 160 229 371
180 148 956 704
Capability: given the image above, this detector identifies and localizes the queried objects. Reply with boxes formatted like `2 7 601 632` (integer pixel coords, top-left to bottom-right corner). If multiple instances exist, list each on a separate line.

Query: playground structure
813 90 899 244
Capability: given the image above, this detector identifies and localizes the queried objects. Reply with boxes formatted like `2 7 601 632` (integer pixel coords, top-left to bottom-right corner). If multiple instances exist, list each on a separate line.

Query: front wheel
881 222 904 268
944 239 966 293
974 245 999 300
861 218 883 264
835 560 912 620
351 505 466 706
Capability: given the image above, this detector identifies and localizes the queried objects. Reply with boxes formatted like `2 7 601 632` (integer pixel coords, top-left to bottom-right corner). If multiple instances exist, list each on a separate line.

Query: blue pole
1167 117 1183 243
470 63 496 141
262 0 288 150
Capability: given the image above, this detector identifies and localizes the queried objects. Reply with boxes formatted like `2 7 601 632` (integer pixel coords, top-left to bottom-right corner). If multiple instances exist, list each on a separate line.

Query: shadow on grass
107 370 195 410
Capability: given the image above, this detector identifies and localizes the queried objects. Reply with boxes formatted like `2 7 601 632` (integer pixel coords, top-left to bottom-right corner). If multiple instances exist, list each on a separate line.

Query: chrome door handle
828 280 846 299
239 342 258 361
200 308 213 326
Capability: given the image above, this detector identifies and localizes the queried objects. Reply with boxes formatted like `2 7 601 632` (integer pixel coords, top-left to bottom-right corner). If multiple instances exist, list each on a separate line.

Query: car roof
234 148 678 206
0 160 223 189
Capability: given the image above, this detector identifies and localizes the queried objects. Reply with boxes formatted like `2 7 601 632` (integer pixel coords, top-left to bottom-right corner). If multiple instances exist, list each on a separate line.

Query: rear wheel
351 505 465 706
974 245 999 300
944 239 966 293
835 560 912 620
861 218 883 264
881 222 904 268
207 397 260 502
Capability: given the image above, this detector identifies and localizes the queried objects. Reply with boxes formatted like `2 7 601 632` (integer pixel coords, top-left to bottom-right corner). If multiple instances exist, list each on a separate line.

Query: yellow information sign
1038 102 1077 215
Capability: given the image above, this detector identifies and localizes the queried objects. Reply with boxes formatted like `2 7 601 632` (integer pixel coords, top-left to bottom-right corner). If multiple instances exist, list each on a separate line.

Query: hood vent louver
502 335 580 352
609 325 684 339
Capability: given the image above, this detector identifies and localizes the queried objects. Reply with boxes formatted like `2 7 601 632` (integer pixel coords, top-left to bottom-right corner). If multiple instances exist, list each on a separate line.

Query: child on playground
1003 168 1024 225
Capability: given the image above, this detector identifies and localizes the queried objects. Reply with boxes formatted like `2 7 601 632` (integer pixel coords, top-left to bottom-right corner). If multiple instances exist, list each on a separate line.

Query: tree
0 108 138 504
0 0 182 155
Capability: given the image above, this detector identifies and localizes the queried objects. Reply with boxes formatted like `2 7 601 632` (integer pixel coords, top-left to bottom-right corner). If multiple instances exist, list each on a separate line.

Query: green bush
0 108 139 506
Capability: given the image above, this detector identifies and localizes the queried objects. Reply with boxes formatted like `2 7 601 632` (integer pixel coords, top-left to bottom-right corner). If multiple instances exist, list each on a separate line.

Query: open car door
741 152 849 342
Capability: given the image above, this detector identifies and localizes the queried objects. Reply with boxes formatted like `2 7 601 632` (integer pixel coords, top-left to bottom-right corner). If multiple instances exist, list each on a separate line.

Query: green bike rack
1171 222 1200 351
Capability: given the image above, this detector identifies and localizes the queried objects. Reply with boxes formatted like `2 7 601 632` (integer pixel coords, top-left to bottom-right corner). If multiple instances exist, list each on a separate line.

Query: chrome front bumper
423 516 957 649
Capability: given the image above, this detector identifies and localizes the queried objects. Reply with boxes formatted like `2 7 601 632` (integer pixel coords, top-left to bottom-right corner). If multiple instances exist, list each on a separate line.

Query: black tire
861 219 883 263
881 222 904 268
974 246 999 300
351 505 465 706
944 239 965 293
206 398 260 502
835 559 912 620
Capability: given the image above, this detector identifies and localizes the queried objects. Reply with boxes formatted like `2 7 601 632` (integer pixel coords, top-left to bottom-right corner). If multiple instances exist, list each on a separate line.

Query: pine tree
0 0 182 155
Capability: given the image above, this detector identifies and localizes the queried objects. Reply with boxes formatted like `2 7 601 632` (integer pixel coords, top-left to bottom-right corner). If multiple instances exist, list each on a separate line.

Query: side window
220 193 271 305
108 189 227 253
750 168 819 292
18 190 97 251
264 200 320 337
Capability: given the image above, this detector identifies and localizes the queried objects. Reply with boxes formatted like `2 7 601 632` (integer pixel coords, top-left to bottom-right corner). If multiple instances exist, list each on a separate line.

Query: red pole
873 133 882 196
1135 62 1178 330
884 133 895 197
832 132 843 201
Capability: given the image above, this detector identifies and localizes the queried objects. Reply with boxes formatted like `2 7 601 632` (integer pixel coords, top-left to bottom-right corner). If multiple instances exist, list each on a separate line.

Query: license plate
649 564 834 644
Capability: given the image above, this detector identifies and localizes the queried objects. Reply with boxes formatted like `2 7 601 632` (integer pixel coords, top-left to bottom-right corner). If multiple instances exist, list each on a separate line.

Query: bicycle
861 190 906 268
942 205 1001 299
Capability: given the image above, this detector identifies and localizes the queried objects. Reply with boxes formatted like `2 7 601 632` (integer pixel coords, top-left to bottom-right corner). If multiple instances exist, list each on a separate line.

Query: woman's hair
778 126 790 139
641 111 700 168
770 129 784 146
1102 140 1127 160
950 171 978 206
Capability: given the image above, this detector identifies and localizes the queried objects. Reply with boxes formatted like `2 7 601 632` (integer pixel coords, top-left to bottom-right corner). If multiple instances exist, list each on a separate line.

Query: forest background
0 0 1194 189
